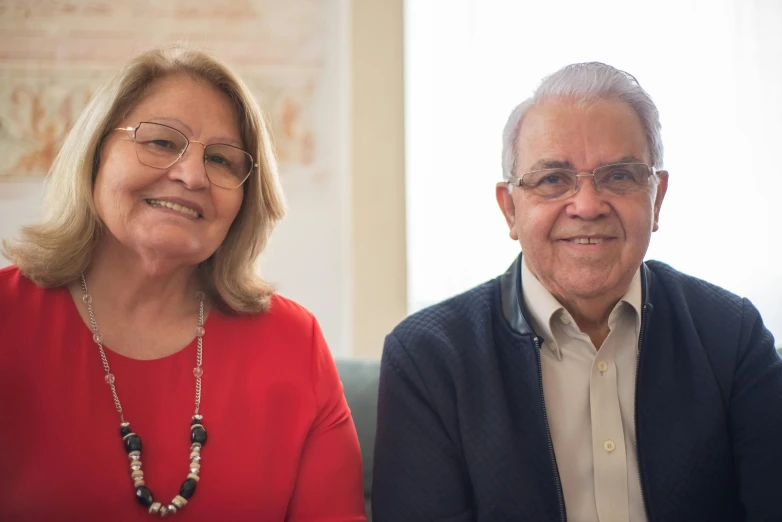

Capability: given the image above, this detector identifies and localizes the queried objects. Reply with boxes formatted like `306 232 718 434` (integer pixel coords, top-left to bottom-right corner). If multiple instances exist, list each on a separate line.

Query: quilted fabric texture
372 256 782 522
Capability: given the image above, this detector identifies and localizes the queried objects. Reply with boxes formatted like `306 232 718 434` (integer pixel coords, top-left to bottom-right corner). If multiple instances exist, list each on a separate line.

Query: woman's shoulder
216 293 323 351
266 292 318 328
0 265 46 304
210 294 331 387
0 264 24 286
0 265 68 327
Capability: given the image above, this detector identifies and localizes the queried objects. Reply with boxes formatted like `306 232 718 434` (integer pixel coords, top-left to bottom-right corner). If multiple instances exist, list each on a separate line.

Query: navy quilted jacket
372 255 782 522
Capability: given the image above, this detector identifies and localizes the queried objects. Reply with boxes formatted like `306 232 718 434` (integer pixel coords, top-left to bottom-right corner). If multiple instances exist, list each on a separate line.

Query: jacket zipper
533 335 567 522
634 303 651 521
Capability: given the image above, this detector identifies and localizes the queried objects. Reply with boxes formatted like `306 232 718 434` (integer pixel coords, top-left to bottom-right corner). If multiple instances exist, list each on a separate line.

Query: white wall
0 181 45 261
257 1 353 355
405 0 782 342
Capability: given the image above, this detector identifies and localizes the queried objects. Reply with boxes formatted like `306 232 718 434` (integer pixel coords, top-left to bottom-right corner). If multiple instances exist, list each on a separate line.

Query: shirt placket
589 340 630 522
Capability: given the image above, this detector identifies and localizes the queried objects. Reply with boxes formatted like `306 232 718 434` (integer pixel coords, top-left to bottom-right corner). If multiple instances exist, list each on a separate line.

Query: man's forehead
528 155 646 171
516 98 650 171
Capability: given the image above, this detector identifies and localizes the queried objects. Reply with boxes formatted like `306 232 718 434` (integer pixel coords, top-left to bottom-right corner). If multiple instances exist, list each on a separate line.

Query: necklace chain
79 274 207 517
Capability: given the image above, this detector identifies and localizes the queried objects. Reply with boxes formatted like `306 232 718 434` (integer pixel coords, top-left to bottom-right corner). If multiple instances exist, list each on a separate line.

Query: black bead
135 486 154 507
180 478 197 500
124 434 142 453
120 425 132 437
191 426 207 445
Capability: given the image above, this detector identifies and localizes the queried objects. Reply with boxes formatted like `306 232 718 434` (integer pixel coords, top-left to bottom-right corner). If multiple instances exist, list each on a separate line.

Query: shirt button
604 440 616 453
597 360 609 373
560 314 571 325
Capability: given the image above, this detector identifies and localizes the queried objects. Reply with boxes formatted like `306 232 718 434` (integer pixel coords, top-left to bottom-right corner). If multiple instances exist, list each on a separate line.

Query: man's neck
559 296 619 349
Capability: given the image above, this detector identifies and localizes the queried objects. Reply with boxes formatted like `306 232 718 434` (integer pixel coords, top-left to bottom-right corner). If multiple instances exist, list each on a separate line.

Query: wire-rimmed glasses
112 122 256 189
508 163 658 200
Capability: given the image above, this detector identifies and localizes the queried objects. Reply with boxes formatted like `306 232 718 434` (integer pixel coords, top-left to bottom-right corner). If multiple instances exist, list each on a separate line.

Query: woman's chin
130 235 210 265
101 219 221 268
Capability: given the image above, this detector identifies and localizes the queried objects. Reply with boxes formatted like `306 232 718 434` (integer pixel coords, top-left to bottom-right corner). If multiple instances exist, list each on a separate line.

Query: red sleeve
285 316 367 522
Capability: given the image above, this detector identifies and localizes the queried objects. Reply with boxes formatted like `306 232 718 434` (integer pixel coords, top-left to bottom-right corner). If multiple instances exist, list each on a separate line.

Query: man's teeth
570 237 604 244
146 199 199 218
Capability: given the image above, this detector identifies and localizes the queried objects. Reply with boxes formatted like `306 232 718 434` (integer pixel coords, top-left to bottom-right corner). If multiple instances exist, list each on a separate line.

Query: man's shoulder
389 277 500 355
646 260 744 314
645 260 756 352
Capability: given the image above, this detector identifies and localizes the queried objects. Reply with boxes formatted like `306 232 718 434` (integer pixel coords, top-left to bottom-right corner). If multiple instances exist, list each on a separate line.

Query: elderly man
372 62 782 522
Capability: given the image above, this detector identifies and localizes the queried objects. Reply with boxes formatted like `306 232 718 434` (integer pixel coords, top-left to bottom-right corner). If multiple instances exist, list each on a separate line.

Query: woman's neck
78 237 203 328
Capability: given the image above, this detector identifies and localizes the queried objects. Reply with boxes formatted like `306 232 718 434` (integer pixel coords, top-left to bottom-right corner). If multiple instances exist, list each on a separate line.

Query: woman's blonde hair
3 45 286 314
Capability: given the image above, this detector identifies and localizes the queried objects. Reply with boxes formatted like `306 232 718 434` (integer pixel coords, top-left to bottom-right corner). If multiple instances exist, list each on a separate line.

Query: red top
0 266 367 522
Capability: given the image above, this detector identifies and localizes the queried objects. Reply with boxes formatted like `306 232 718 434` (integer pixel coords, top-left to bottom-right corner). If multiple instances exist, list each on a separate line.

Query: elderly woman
0 46 366 521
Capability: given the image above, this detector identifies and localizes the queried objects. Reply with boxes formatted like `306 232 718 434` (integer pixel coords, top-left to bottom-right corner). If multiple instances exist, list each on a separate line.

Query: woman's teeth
146 199 200 218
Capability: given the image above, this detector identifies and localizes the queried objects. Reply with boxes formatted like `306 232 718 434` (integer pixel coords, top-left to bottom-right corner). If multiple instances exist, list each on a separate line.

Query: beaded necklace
80 275 208 517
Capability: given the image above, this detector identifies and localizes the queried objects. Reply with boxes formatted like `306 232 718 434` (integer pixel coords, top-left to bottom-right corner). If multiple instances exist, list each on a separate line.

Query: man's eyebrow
611 155 644 165
528 159 573 171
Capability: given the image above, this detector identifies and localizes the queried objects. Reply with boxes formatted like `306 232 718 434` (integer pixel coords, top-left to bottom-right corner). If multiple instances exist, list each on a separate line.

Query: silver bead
189 467 200 475
149 502 162 514
190 455 201 463
82 294 92 304
104 373 115 384
195 326 205 337
167 504 178 515
93 333 103 344
159 505 169 517
190 443 201 451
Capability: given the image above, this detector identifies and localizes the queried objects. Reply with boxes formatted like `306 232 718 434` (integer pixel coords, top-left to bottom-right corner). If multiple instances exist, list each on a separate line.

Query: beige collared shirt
521 258 647 522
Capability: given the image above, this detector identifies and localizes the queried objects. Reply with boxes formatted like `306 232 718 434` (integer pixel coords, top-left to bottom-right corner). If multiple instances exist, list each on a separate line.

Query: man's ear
495 182 519 240
652 170 669 232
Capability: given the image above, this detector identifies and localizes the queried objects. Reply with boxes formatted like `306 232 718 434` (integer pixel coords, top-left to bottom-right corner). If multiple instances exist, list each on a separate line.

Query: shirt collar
520 257 564 356
520 256 642 358
618 268 643 321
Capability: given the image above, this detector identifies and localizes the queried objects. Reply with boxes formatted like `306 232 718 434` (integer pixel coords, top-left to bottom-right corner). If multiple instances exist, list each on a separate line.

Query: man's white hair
501 62 664 181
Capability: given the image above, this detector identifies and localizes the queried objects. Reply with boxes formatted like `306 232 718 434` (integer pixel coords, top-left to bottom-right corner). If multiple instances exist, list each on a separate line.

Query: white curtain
405 0 782 342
